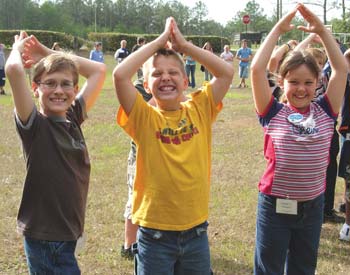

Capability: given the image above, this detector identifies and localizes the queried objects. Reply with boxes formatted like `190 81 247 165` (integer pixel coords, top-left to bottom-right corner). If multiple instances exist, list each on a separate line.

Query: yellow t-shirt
117 84 222 230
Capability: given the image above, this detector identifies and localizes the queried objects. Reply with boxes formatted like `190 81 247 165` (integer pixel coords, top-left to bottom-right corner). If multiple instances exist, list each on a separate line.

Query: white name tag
276 198 298 215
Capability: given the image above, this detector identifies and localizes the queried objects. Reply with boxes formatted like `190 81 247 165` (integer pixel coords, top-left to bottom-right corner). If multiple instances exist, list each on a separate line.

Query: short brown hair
279 50 320 80
33 53 79 85
143 48 185 80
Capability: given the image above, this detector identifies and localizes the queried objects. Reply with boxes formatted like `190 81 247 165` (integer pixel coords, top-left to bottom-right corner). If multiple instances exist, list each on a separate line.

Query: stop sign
243 14 250 24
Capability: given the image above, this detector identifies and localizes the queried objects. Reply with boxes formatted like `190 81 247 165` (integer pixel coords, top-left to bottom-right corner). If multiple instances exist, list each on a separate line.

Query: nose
53 84 65 93
160 72 171 82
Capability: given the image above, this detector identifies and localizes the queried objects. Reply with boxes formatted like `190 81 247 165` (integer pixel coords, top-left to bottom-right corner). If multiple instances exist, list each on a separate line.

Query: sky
179 0 339 25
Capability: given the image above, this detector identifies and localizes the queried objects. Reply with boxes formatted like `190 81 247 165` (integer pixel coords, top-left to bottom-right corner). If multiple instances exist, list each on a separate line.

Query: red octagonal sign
243 14 250 24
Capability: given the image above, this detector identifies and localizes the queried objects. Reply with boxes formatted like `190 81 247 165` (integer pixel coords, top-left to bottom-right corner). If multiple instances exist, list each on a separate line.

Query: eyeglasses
37 80 75 91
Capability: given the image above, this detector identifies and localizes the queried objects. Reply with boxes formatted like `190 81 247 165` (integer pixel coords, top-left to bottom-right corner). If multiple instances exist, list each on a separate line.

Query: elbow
112 66 123 84
250 62 261 75
5 62 24 77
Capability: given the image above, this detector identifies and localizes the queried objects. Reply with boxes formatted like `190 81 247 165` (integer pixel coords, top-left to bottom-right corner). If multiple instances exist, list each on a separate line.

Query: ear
183 75 189 89
74 84 79 94
32 82 39 98
143 80 152 94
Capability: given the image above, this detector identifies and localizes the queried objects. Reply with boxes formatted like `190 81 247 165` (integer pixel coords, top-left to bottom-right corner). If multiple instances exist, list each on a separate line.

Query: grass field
0 54 349 274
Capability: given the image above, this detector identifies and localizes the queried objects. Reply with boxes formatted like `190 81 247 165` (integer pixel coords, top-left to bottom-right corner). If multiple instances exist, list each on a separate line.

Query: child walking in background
113 17 234 275
5 31 106 274
250 3 347 275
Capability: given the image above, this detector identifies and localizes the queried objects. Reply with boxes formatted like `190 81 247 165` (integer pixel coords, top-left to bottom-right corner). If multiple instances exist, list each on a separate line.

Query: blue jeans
185 64 196 88
254 193 324 275
135 221 211 275
24 237 80 275
204 69 212 81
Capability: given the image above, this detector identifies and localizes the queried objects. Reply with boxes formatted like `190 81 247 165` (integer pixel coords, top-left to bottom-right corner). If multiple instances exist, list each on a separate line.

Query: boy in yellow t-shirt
113 17 234 274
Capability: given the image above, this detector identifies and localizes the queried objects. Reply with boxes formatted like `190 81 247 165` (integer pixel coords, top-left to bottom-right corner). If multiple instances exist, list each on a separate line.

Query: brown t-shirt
15 98 90 241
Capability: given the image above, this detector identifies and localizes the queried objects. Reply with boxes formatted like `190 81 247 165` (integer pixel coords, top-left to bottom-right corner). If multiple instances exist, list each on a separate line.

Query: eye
62 81 74 89
151 72 162 77
44 81 57 89
169 70 179 76
288 80 298 85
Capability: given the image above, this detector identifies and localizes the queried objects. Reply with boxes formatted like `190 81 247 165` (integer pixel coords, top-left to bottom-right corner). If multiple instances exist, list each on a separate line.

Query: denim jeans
135 221 211 275
254 193 324 275
185 64 196 88
24 237 80 275
204 69 212 81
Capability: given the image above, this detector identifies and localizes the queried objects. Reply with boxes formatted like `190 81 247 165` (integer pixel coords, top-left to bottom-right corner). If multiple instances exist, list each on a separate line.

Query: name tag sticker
287 113 303 124
276 198 298 215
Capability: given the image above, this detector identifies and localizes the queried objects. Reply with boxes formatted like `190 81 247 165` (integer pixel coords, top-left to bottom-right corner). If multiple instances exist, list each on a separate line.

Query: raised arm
170 19 234 105
113 18 172 115
297 3 347 112
5 31 35 123
250 8 297 114
24 36 106 112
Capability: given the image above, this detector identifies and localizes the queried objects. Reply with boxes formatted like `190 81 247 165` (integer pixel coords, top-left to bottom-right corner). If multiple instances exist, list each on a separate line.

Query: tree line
0 0 348 43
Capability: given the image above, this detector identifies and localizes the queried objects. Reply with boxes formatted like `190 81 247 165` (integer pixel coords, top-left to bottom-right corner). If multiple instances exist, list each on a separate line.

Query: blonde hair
143 48 186 81
33 53 79 85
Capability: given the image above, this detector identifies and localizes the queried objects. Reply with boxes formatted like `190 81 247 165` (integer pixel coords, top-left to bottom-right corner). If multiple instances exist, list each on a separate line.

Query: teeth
51 98 65 102
160 86 174 91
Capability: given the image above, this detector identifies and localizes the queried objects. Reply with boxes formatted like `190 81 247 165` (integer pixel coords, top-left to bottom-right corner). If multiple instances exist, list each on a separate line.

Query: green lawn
0 53 349 274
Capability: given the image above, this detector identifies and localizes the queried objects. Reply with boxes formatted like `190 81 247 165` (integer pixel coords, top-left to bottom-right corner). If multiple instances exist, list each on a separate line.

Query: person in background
338 48 350 241
183 40 196 89
220 45 234 88
236 39 252 88
89 41 104 63
131 37 146 79
202 41 214 81
114 40 129 65
0 43 6 95
51 42 62 51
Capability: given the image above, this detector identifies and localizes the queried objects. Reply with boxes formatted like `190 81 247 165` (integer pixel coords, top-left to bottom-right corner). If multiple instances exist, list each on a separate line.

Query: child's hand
168 18 187 53
275 6 297 35
155 17 173 49
297 3 325 35
22 35 49 68
12 31 31 54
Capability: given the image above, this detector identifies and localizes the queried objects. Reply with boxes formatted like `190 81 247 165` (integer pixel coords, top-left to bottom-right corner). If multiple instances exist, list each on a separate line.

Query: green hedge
88 33 230 53
0 30 231 54
0 30 87 51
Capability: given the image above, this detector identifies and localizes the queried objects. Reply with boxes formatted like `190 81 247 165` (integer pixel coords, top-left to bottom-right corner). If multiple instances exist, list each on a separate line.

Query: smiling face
144 52 188 111
281 64 317 112
33 71 78 117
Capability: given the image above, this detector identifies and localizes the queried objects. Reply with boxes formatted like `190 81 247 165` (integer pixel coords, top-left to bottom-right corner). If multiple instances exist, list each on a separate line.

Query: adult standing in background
184 40 196 88
220 45 234 88
202 41 214 81
114 40 129 65
0 44 6 95
89 41 104 63
236 39 252 88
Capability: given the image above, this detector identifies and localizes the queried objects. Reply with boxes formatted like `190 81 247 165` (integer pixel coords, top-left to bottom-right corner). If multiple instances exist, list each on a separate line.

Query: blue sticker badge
288 113 303 123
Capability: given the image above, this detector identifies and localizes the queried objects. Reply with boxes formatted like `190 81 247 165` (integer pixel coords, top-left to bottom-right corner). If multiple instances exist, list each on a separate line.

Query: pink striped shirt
258 96 337 201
